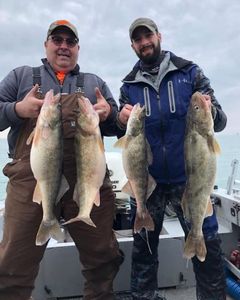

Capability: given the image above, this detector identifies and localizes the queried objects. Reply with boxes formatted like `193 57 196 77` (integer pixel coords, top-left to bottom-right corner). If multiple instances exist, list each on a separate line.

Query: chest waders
0 69 123 300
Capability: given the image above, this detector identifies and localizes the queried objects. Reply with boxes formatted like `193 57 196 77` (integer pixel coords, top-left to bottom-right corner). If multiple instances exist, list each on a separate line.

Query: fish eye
194 105 199 110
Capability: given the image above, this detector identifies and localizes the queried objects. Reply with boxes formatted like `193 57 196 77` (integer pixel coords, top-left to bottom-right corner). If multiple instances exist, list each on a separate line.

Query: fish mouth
192 92 211 112
78 96 89 115
76 96 99 133
77 96 97 116
132 103 146 118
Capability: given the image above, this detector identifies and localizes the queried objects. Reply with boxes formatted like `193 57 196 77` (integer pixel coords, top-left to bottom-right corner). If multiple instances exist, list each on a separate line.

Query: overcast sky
0 0 239 138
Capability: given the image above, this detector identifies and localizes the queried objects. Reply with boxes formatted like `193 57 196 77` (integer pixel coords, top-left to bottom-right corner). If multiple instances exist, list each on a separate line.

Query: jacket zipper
156 93 169 182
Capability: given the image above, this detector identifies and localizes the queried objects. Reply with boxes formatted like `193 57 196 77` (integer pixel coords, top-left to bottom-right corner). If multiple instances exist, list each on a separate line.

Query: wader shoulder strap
75 72 85 95
32 67 44 98
32 68 85 95
32 67 41 86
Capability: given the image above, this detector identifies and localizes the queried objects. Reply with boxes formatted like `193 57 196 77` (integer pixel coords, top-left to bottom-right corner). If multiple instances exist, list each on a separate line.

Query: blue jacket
119 51 227 184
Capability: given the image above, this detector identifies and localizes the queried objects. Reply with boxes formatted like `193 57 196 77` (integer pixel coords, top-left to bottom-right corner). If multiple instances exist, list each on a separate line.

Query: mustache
57 50 71 57
136 42 161 65
140 44 153 52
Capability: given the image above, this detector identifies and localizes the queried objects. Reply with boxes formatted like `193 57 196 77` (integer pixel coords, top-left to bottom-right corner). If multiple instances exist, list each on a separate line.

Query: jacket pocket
143 87 151 116
167 81 176 113
3 158 33 181
3 159 20 178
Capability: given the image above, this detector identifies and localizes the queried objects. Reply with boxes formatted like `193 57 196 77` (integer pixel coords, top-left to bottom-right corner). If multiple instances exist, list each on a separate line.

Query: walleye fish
114 103 156 233
63 96 106 227
27 90 69 246
182 92 221 262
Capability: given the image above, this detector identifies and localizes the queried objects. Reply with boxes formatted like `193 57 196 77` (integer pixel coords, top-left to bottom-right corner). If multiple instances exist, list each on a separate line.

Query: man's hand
202 94 211 108
202 93 217 120
118 104 133 125
15 85 44 118
93 87 111 122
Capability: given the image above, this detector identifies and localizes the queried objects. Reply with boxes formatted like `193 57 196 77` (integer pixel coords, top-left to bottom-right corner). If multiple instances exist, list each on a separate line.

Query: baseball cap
129 17 158 39
47 20 79 39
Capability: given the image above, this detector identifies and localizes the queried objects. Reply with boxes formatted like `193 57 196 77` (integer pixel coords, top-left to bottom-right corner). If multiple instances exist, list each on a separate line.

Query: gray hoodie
0 58 119 157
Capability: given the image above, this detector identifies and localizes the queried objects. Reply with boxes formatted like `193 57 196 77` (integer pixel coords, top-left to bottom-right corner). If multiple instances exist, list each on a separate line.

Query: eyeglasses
48 35 79 48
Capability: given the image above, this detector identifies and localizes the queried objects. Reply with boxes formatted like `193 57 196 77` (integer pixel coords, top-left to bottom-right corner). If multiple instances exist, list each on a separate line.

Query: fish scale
114 103 156 233
182 92 220 262
28 89 69 246
63 96 106 227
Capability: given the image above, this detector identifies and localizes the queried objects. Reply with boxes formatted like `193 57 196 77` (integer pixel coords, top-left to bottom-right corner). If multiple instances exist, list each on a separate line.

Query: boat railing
226 159 240 196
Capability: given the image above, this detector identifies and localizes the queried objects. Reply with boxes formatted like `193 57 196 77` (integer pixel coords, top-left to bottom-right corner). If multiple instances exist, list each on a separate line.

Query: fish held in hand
114 103 156 233
63 96 106 227
182 92 221 262
27 89 69 246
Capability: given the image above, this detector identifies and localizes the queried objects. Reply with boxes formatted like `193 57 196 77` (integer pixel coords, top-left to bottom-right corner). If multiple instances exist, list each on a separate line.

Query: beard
136 42 161 65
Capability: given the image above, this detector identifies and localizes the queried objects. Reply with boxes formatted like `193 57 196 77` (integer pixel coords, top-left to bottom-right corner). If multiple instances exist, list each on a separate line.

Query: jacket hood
122 51 193 82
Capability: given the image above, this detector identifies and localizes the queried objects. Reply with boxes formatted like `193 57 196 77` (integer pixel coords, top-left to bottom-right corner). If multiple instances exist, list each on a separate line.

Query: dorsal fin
114 136 127 148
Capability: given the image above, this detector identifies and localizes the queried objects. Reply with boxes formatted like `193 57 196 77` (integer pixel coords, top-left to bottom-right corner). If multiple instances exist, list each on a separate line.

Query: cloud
0 0 239 137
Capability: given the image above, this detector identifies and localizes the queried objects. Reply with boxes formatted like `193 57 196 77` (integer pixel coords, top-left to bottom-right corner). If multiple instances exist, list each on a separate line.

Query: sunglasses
48 35 79 48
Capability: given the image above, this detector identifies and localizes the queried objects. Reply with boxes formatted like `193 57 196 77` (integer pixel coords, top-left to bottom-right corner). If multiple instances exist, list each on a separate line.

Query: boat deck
114 287 234 300
0 191 238 300
47 287 234 299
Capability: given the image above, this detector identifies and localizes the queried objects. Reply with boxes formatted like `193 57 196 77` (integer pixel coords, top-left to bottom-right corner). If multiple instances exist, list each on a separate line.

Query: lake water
0 134 240 202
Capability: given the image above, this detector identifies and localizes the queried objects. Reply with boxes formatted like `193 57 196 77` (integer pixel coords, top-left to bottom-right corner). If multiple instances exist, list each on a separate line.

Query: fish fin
55 175 70 204
146 174 157 200
41 126 52 140
134 210 154 233
73 184 79 205
146 140 153 165
183 231 207 262
0 207 4 217
63 216 96 227
113 136 127 148
205 198 213 218
213 138 221 154
94 191 100 207
181 193 191 221
32 183 42 204
207 136 221 154
36 219 64 246
122 180 135 198
26 129 35 145
97 136 105 153
32 125 42 146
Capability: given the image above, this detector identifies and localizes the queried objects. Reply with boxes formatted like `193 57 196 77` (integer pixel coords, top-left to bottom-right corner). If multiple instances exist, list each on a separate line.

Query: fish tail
36 220 64 246
183 231 207 262
63 216 96 228
134 210 155 233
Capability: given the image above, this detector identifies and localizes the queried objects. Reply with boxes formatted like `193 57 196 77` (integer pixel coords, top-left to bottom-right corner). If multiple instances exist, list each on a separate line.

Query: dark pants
0 157 123 300
131 184 226 300
0 94 124 300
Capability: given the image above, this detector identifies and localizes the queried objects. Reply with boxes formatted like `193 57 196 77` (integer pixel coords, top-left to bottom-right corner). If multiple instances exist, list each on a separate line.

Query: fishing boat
0 153 239 300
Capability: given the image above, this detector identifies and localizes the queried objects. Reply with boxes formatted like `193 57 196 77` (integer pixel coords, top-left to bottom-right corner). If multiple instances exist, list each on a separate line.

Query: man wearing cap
117 17 227 300
0 20 123 300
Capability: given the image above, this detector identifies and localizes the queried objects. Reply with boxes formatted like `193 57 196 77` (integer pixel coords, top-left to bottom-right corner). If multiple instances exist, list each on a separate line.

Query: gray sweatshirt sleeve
0 69 25 131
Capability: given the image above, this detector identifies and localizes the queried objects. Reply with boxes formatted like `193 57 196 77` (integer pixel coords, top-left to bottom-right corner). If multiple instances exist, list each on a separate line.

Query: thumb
95 87 103 102
27 84 40 97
